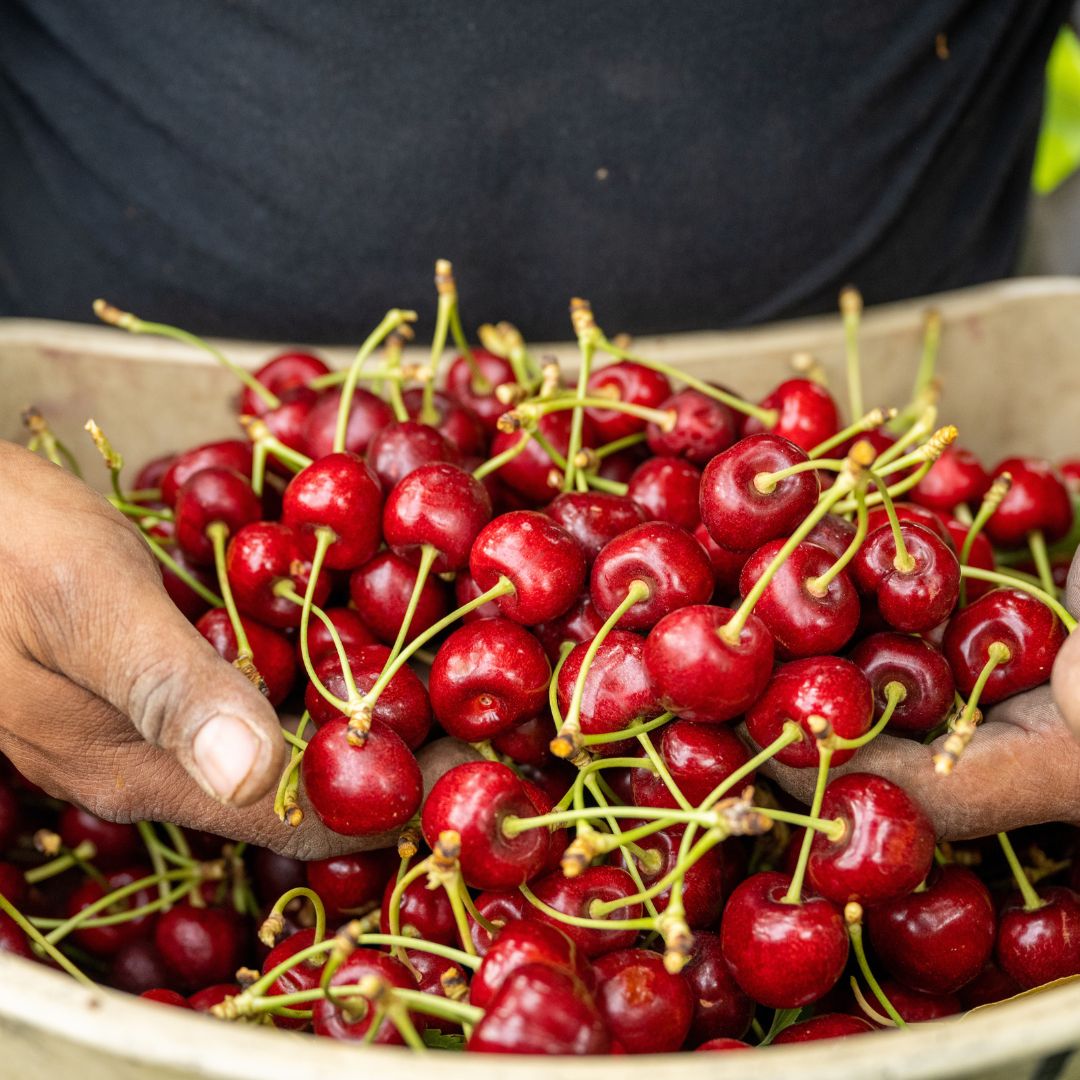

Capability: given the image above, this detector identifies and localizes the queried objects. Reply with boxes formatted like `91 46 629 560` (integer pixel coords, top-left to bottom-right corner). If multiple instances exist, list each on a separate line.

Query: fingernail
192 715 262 801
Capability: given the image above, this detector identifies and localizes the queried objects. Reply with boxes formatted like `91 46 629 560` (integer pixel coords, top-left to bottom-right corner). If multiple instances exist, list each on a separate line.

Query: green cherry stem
265 887 327 947
581 711 675 746
205 521 254 662
240 416 313 474
826 681 906 751
753 458 846 494
23 406 82 477
594 431 648 459
893 309 942 432
273 713 311 826
386 544 441 667
139 530 224 608
805 475 869 596
503 805 719 836
518 883 656 933
637 731 692 812
782 742 835 904
840 286 865 421
846 902 906 1027
997 832 1046 912
0 893 94 987
1028 529 1058 597
22 840 97 885
932 641 1010 775
473 430 533 480
959 567 1077 632
275 583 359 707
866 468 916 572
808 407 896 460
422 265 457 425
959 473 1012 606
563 299 596 492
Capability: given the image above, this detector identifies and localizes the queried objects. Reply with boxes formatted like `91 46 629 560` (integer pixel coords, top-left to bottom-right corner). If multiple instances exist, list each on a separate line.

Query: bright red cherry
630 721 754 807
139 988 190 1008
943 517 996 601
312 950 416 1044
742 378 839 452
454 569 505 623
196 608 296 706
586 360 672 441
593 948 694 1053
153 902 243 992
348 550 449 645
911 445 991 512
682 931 754 1046
158 540 218 622
489 410 597 505
545 492 647 565
468 890 532 955
445 349 516 434
259 927 323 1030
527 866 644 957
305 850 397 919
772 1014 874 1042
865 502 955 549
471 921 593 1009
174 468 262 565
806 512 859 558
492 714 557 768
646 389 736 464
160 440 252 508
985 458 1073 547
366 420 459 493
239 351 329 417
627 456 702 530
694 1038 753 1051
996 886 1080 989
301 387 393 460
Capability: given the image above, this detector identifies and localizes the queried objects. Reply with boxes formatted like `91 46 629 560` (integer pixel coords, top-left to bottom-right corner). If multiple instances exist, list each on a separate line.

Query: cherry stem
867 469 916 572
136 822 173 910
33 883 194 931
959 473 1012 606
250 441 268 497
503 805 717 836
473 430 533 480
458 887 498 937
269 887 327 946
333 309 418 455
782 743 835 904
753 457 845 494
840 286 864 421
581 711 675 746
637 731 692 812
206 521 254 662
384 860 432 968
519 396 676 430
518 882 656 933
894 309 942 430
997 832 1046 912
386 545 440 668
23 407 82 477
830 681 906 750
1028 530 1057 597
562 333 594 492
806 478 869 596
830 459 935 515
959 567 1077 632
423 291 455 426
306 366 408 391
23 841 98 885
846 903 907 1027
808 407 895 460
138 531 223 608
760 806 844 841
594 431 648 459
277 584 360 706
934 642 1010 775
273 713 310 826
0 892 94 988
548 641 575 729
110 497 173 521
447 291 489 397
875 405 938 469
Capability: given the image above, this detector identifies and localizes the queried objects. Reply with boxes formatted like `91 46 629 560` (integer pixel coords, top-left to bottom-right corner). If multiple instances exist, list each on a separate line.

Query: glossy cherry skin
700 433 820 553
446 348 517 434
533 593 605 662
807 773 935 907
454 569 506 623
490 410 597 505
153 903 243 992
738 539 860 659
866 865 994 995
68 866 157 957
348 550 449 646
644 605 774 724
626 456 702 531
239 351 329 416
421 762 548 891
492 714 557 767
721 871 848 1008
852 522 960 633
402 386 486 458
58 806 139 868
585 361 672 441
173 468 262 565
258 927 324 1030
305 850 396 919
196 608 296 706
693 523 749 596
467 963 611 1055
865 502 954 549
383 462 492 572
646 389 736 464
429 619 550 742
471 921 594 1009
742 378 840 452
545 492 647 565
160 440 252 508
366 420 459 494
911 445 991 512
469 890 533 955
682 931 754 1045
985 457 1074 547
631 721 754 808
593 948 694 1054
282 452 383 570
299 607 377 665
379 861 457 945
848 632 955 736
806 512 859 559
301 719 422 837
312 949 416 1044
132 452 177 496
470 511 586 625
590 522 713 630
772 1014 874 1043
746 656 872 768
301 387 394 460
527 866 644 958
942 589 1067 704
942 517 996 602
996 886 1080 988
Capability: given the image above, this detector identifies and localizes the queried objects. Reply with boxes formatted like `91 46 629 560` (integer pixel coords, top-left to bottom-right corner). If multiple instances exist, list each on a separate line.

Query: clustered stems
808 407 895 460
806 475 870 596
958 567 1077 632
22 406 82 476
782 741 835 905
933 641 1010 775
846 902 906 1028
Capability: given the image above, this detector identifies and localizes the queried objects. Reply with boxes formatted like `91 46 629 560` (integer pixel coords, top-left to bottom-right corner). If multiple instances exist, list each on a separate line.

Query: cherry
312 949 416 1044
984 458 1073 547
700 433 820 553
349 551 449 646
644 605 774 724
865 502 954 549
546 492 647 565
848 632 955 736
467 963 611 1055
469 511 586 625
645 389 735 464
489 410 597 505
599 444 649 484
0 862 26 908
58 806 139 869
366 420 459 494
694 1038 753 1051
226 521 330 628
446 348 516 434
132 452 176 495
807 773 935 906
533 594 605 662
720 871 848 1008
281 452 383 571
257 927 324 1029
852 522 960 633
520 776 570 875
251 848 306 901
911 445 991 513
160 440 252 508
139 988 191 1008
196 608 296 706
692 523 749 596
187 983 241 1013
866 865 994 995
626 456 702 531
996 886 1080 988
299 607 377 665
301 387 394 459
454 569 505 623
742 377 839 452
301 719 422 837
429 619 550 742
586 361 672 441
682 931 754 1045
631 722 754 807
0 912 31 959
174 468 262 565
154 902 243 992
772 1014 874 1043
239 351 329 417
380 862 457 945
862 979 961 1025
471 921 593 1009
469 890 532 955
402 387 486 458
745 656 872 768
806 512 859 559
941 516 996 601
961 961 1022 1009
492 714 557 767
306 851 397 920
67 865 157 957
593 948 694 1053
942 589 1066 704
738 539 860 658
527 866 643 957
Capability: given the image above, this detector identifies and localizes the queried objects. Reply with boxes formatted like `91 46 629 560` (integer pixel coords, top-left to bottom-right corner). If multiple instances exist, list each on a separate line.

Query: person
1 1 1078 858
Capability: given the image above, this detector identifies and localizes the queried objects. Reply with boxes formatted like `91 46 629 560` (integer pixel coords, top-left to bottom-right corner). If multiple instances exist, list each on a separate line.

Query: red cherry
772 1014 874 1043
694 1038 753 1051
533 594 605 662
700 433 820 553
68 865 157 957
58 806 139 868
258 927 324 1029
301 388 393 460
454 569 505 623
132 452 177 495
692 523 749 596
379 861 457 945
594 948 694 1053
630 721 753 807
446 349 516 434
402 387 486 458
807 773 935 906
0 862 26 908
627 456 702 530
468 890 532 955
348 551 449 646
682 931 754 1045
239 351 329 417
174 468 262 565
366 420 459 494
865 502 955 549
151 525 217 621
961 961 1022 1009
406 949 470 1035
298 607 377 665
312 950 416 1043
862 979 961 1025
301 719 422 836
520 776 570 874
492 714 557 767
188 983 241 1013
721 871 848 1008
646 389 736 464
985 458 1073 547
742 378 839 452
140 988 191 1008
306 850 397 919
153 902 243 992
942 517 996 602
546 492 647 565
196 609 296 706
806 512 859 558
585 361 672 441
489 410 597 505
160 440 252 508
527 866 643 957
996 886 1080 988
911 445 991 512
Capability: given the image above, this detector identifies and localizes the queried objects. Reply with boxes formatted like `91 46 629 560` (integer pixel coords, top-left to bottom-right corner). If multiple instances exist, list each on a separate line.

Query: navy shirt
0 1 1069 341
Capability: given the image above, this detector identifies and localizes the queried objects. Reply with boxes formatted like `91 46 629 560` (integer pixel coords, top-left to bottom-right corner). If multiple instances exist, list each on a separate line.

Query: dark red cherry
586 361 672 441
594 948 694 1053
159 542 218 622
258 927 324 1029
301 719 422 837
132 452 176 495
738 539 860 658
646 389 736 464
239 351 329 417
348 551 449 646
402 386 486 458
960 961 1022 1009
546 492 647 565
942 516 996 601
306 850 396 920
852 522 960 633
627 456 702 530
866 865 994 995
911 445 991 513
489 410 597 505
682 931 754 1046
806 512 859 559
471 921 593 1009
533 594 605 662
742 378 839 452
251 848 306 901
196 608 296 706
0 862 26 908
745 656 872 768
429 619 550 742
0 912 31 959
470 511 587 625
644 605 774 724
692 523 749 596
942 589 1066 704
379 861 456 945
153 902 243 992
772 1014 874 1043
527 866 643 957
467 964 611 1055
848 633 955 736
366 420 459 494
174 468 262 565
299 607 377 665
700 433 820 553
492 714 557 767
58 806 138 869
599 443 649 484
188 983 242 1013
383 462 492 572
807 773 935 906
469 891 532 955
985 458 1073 547
862 979 961 1025
282 452 383 570
160 440 252 508
520 778 569 874
312 949 415 1044
720 871 848 1008
405 949 470 1035
631 721 754 808
68 865 157 957
301 387 393 460
996 886 1080 989
446 349 516 434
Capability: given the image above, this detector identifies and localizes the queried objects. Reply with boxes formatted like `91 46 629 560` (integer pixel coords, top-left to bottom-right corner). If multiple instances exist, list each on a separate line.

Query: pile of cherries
4 270 1080 1055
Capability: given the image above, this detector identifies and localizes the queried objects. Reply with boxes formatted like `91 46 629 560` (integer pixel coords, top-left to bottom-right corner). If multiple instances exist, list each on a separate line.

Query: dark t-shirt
0 1 1070 341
